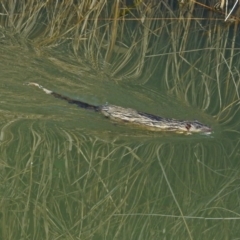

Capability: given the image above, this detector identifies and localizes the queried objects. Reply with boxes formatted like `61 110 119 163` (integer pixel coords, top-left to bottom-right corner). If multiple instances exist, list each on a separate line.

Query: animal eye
185 123 191 131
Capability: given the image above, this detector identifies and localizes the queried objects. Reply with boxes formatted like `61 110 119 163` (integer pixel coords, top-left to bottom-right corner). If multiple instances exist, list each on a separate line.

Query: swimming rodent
26 82 212 135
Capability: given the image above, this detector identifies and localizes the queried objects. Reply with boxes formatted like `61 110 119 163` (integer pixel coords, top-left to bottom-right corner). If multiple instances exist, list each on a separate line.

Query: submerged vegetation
0 0 239 127
0 0 240 239
1 120 240 239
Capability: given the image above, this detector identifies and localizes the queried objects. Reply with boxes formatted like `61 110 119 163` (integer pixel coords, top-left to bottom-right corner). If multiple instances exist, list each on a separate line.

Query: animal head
181 120 212 134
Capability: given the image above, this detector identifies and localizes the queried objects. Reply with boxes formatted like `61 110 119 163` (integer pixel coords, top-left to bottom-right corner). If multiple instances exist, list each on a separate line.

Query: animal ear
185 123 191 131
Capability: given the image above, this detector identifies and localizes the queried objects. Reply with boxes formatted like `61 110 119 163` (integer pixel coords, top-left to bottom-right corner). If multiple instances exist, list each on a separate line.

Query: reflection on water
0 33 240 239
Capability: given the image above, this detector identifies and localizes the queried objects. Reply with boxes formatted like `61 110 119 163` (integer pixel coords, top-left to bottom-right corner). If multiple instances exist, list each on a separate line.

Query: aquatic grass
1 1 240 239
1 117 240 239
0 0 174 82
163 25 240 132
157 145 193 240
2 0 239 108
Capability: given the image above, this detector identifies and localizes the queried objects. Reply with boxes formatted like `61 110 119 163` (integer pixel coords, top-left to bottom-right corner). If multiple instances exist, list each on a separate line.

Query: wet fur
26 82 212 134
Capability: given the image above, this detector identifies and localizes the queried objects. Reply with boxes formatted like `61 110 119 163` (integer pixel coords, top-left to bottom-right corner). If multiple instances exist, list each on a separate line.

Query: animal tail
26 82 99 111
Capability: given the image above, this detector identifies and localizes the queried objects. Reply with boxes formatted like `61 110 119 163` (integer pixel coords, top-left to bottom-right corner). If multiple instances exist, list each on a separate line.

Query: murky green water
0 27 240 240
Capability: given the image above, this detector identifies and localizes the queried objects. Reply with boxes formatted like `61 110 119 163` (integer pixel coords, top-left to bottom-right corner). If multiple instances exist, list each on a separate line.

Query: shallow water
0 29 240 240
